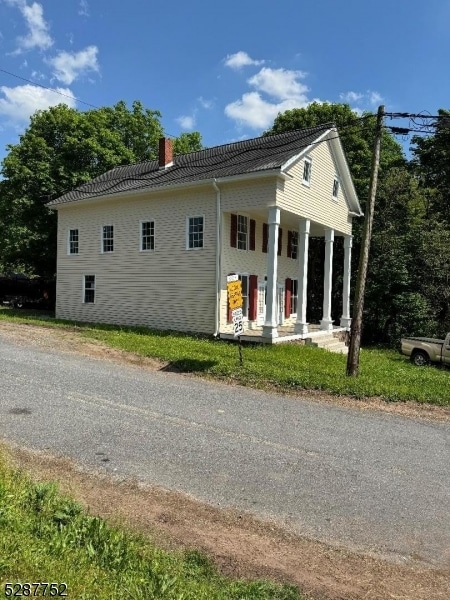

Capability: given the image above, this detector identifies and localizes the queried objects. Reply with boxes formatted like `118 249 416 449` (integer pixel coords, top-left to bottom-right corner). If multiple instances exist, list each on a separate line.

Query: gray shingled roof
48 123 334 207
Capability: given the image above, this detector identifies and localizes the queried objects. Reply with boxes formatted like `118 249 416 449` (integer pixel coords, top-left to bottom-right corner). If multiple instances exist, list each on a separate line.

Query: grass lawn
0 451 304 600
0 308 448 406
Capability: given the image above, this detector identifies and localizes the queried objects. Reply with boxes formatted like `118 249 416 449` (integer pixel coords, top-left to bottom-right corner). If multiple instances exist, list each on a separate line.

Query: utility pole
346 105 384 377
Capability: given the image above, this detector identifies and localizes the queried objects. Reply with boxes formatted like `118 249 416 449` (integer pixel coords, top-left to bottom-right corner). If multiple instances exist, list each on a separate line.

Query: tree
0 101 203 276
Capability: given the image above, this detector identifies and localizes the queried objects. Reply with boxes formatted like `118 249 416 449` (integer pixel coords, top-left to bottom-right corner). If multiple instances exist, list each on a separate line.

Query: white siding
220 178 278 213
56 188 217 333
277 140 353 235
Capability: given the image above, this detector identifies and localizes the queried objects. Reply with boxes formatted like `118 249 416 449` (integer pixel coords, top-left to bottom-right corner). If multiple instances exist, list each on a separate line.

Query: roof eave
47 168 289 210
327 133 363 216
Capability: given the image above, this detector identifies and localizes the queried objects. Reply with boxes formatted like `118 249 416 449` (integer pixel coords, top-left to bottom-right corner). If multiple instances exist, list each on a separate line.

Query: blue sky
0 0 448 164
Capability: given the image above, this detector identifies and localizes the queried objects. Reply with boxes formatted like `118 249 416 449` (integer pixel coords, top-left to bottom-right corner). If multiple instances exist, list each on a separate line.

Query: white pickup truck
401 333 450 366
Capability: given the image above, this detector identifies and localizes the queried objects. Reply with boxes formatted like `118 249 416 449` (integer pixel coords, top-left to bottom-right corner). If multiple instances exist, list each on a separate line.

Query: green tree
411 109 450 223
0 101 202 276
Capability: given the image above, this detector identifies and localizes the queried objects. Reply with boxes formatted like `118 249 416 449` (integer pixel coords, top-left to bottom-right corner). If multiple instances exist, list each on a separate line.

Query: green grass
1 308 449 406
0 451 305 600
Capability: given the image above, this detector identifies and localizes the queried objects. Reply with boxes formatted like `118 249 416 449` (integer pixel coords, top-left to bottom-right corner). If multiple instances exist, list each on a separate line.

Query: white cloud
225 92 306 129
225 66 311 129
176 114 195 130
78 0 89 16
0 83 76 122
198 96 213 109
339 91 363 103
47 46 99 84
30 69 45 80
369 91 383 106
248 67 308 100
339 89 384 107
224 51 264 70
5 0 53 53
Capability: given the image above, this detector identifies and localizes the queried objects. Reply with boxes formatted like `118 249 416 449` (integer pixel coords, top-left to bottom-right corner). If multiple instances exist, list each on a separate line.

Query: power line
0 67 99 109
0 66 185 138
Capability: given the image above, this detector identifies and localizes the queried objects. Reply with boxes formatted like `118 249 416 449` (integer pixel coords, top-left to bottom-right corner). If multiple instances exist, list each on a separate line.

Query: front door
257 283 266 325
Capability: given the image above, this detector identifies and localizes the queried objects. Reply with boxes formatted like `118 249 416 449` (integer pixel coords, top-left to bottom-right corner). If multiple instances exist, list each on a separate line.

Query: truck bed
402 336 444 345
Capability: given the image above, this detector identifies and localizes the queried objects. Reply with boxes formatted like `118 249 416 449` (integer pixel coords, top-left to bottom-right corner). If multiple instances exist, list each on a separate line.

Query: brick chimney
158 137 173 169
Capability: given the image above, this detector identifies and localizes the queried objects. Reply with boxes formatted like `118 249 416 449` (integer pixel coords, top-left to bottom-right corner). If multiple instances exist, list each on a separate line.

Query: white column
340 235 352 328
262 206 280 339
320 228 334 331
294 219 310 335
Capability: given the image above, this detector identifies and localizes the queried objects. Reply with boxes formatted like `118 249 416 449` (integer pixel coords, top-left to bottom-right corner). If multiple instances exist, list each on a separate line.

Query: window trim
101 224 114 254
302 157 312 186
290 231 298 260
186 215 205 250
82 274 96 304
139 219 155 252
236 213 249 251
238 273 250 320
67 228 79 255
332 176 340 201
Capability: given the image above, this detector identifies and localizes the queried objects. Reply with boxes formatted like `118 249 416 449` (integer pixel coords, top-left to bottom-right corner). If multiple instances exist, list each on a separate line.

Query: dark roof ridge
104 122 337 173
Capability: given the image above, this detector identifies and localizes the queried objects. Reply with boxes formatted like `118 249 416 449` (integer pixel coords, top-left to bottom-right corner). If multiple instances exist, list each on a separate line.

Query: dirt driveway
1 321 449 600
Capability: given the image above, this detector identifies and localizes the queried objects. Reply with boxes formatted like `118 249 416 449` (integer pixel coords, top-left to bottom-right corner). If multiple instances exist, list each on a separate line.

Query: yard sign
227 274 244 337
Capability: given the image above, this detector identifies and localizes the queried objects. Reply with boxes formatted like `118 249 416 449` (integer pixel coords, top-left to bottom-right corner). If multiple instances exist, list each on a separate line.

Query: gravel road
1 334 449 567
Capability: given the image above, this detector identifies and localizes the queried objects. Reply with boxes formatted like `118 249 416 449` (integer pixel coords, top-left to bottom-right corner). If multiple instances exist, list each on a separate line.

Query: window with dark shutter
278 228 283 256
285 278 292 319
287 231 292 258
249 219 256 251
249 275 258 320
262 223 268 253
230 214 237 248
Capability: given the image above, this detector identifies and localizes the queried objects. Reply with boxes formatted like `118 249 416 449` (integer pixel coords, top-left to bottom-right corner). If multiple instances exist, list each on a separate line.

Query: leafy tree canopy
411 109 450 224
0 101 203 276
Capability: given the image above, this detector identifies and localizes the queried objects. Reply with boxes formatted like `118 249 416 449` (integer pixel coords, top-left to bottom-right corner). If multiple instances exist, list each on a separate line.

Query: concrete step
306 336 348 354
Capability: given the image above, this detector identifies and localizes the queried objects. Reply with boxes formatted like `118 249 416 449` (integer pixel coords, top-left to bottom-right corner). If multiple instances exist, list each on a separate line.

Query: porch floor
220 324 347 344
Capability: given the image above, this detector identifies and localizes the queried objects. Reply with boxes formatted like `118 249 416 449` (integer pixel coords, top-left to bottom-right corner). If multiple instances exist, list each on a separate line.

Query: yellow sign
227 278 243 311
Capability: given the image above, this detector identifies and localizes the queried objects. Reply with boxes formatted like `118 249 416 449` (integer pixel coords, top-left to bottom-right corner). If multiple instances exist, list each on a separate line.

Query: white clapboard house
48 124 362 343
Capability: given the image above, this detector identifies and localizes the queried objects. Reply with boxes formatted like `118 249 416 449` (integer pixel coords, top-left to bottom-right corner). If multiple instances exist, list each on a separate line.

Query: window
290 231 298 260
332 177 340 199
102 225 114 253
303 157 312 185
187 216 204 249
290 279 298 315
238 274 249 319
141 221 155 251
68 229 79 255
231 214 255 250
237 215 248 250
83 275 95 303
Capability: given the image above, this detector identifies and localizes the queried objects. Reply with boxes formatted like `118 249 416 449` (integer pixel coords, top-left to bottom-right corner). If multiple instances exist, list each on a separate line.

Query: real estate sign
227 274 243 337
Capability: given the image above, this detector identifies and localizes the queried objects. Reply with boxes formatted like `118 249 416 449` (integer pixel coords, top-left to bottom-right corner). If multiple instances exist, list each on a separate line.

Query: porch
220 206 353 343
220 323 348 348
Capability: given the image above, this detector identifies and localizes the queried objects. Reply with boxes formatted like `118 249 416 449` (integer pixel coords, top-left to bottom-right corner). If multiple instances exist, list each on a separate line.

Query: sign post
227 274 244 366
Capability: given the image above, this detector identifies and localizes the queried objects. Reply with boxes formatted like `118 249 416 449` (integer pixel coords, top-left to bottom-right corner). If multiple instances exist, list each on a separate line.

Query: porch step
305 335 349 354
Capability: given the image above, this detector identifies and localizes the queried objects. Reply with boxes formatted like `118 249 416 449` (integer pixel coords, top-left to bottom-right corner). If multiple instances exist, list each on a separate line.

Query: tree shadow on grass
160 358 217 374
